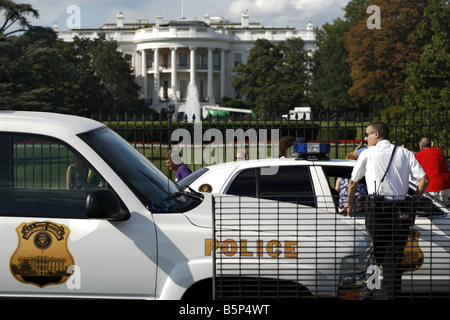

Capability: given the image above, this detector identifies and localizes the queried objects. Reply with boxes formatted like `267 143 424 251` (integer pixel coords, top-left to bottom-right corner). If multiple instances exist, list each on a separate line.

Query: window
213 52 220 70
234 53 242 67
163 53 169 68
226 166 315 207
81 127 201 213
0 134 106 218
226 169 257 198
146 53 153 68
178 167 209 189
180 52 188 68
180 80 187 100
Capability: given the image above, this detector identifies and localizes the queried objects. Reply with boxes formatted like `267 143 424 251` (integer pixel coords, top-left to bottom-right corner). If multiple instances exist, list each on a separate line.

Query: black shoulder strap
377 145 397 194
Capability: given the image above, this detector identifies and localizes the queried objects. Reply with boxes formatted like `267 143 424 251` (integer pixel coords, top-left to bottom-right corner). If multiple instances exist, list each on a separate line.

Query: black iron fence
89 110 449 176
85 111 450 299
212 195 450 300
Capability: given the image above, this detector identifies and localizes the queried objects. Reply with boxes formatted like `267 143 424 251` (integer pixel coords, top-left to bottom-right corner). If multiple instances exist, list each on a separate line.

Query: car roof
0 111 104 136
203 156 355 170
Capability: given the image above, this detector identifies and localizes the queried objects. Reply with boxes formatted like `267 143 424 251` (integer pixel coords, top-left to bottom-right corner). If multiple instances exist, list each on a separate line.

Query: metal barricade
211 194 450 300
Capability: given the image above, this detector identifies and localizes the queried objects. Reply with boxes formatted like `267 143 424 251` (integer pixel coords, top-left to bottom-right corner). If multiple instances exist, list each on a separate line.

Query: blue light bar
295 143 330 155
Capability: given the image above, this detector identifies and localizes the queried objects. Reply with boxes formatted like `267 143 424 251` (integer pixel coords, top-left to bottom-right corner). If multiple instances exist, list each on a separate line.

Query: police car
0 111 373 299
182 143 450 295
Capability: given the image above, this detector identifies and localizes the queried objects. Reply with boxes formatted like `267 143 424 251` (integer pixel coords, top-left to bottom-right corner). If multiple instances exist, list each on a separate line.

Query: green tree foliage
0 28 144 115
0 0 38 36
404 0 449 114
311 18 354 112
402 0 449 152
232 38 313 115
0 27 74 112
311 0 369 113
344 0 370 25
70 34 144 115
0 1 144 115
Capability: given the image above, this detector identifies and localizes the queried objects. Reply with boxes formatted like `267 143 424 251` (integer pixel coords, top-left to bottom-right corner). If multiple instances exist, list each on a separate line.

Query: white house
57 11 317 113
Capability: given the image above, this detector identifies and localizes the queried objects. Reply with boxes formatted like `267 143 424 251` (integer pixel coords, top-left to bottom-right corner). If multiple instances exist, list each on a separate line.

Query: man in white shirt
341 122 429 299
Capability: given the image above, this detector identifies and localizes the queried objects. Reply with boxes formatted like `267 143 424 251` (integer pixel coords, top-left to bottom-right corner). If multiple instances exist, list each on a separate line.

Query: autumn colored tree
345 0 427 112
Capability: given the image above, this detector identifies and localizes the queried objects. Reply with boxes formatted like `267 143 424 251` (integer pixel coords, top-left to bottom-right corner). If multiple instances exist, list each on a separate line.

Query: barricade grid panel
212 195 450 300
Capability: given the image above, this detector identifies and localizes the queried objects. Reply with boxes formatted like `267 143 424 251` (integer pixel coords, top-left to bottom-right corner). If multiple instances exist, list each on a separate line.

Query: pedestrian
414 137 450 206
335 152 367 211
279 136 296 158
165 149 192 183
236 149 248 161
340 122 429 299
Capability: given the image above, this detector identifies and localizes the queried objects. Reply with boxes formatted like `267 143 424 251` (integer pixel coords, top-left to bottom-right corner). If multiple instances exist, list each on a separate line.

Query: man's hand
340 203 353 217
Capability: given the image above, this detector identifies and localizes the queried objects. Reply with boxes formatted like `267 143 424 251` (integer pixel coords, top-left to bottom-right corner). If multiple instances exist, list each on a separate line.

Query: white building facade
57 11 317 113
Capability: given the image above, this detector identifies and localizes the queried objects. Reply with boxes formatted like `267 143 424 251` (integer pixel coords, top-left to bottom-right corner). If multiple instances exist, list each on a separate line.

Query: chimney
241 10 249 28
116 12 124 28
203 12 210 25
156 14 163 27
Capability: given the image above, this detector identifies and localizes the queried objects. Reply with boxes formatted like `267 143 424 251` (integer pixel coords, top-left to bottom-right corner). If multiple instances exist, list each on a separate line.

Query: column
171 47 177 101
207 48 214 104
153 48 160 103
220 49 226 101
190 47 196 84
141 50 147 99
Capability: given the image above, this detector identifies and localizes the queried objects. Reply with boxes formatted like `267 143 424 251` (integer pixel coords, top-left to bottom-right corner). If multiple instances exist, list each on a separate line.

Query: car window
226 168 257 198
226 166 316 207
179 167 209 189
0 133 106 218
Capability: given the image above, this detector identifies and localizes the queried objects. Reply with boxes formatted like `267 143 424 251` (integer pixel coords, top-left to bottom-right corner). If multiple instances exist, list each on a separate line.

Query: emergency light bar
295 143 330 160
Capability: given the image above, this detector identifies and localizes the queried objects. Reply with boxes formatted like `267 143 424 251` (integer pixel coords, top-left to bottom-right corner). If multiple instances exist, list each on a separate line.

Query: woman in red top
414 137 450 206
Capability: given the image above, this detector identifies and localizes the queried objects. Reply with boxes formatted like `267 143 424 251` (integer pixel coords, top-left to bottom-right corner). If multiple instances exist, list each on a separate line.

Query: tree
0 27 75 112
344 0 370 25
0 0 38 36
232 38 313 115
404 0 449 113
311 18 354 112
233 39 280 114
85 34 143 114
345 0 427 112
312 0 372 113
0 28 144 115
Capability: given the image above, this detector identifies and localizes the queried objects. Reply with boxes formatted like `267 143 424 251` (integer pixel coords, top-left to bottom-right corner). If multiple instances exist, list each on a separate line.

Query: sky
17 0 351 31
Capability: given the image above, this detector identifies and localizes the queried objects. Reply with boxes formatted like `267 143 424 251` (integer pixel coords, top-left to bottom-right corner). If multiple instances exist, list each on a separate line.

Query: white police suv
0 111 373 299
182 143 450 296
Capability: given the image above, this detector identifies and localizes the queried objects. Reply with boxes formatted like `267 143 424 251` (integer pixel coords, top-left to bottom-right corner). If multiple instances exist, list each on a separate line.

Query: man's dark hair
370 122 390 139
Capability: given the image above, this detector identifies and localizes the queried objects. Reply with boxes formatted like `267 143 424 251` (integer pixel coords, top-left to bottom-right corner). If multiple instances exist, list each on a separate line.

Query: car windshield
80 127 201 213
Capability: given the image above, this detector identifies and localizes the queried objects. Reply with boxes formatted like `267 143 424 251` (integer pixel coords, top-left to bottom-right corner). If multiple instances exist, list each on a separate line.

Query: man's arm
340 179 360 216
413 175 429 202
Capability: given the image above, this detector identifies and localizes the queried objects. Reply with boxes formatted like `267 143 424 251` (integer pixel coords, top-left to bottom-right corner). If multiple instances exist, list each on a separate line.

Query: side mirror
86 189 129 220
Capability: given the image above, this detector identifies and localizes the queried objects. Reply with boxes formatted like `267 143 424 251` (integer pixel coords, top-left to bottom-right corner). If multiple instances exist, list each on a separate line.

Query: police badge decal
10 221 75 288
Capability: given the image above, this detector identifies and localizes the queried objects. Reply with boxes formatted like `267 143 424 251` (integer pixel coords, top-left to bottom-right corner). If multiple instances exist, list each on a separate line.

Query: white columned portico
207 48 214 104
190 47 196 84
153 48 160 102
171 47 177 101
141 50 147 99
